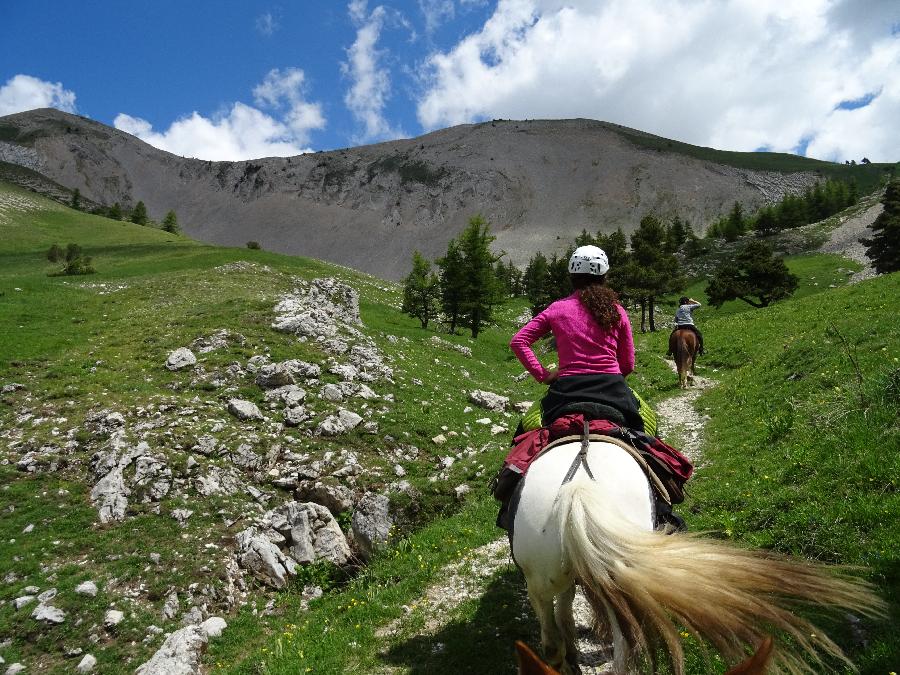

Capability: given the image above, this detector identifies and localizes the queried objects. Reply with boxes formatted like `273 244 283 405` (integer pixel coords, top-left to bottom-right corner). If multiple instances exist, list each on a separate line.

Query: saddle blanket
504 414 693 502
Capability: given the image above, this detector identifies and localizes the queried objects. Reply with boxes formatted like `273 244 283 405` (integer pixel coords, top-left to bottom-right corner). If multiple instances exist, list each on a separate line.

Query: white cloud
343 0 406 142
419 0 455 34
253 67 326 142
115 68 325 161
0 74 77 117
256 11 278 36
416 0 900 162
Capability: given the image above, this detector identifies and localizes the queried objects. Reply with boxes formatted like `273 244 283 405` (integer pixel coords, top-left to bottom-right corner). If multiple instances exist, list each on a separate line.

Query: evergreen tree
574 228 595 247
848 179 860 205
754 205 779 236
524 252 552 316
862 179 900 273
595 227 630 295
626 215 685 331
546 252 573 303
401 251 441 328
457 215 502 339
131 200 149 226
507 260 524 296
665 215 689 253
723 202 746 241
706 240 799 308
70 188 81 211
161 210 179 233
437 238 467 334
108 202 123 221
776 195 807 229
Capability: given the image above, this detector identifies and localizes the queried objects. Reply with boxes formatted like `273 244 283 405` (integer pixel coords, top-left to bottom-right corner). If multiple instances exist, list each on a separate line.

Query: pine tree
754 206 779 236
665 215 689 253
437 238 467 334
457 215 502 339
401 251 441 328
626 215 685 331
706 240 799 308
131 200 149 226
724 202 746 241
546 252 572 303
70 188 81 210
863 179 900 273
595 227 630 295
161 210 179 233
108 202 123 221
524 252 551 316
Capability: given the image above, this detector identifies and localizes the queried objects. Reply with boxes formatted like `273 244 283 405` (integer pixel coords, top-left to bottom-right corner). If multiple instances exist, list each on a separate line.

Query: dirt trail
378 361 715 673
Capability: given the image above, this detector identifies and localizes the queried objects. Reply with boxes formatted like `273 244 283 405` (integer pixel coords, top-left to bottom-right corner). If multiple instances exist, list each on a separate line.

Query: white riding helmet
568 245 609 276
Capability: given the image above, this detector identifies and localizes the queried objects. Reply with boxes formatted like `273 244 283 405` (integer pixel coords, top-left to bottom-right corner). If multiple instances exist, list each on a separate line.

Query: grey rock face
89 434 148 523
32 603 66 624
234 527 298 589
351 492 393 561
1 110 826 283
255 363 295 389
227 399 263 421
165 348 197 371
76 654 97 673
283 405 310 427
265 501 352 566
295 481 354 515
134 624 208 675
469 389 509 412
74 581 98 596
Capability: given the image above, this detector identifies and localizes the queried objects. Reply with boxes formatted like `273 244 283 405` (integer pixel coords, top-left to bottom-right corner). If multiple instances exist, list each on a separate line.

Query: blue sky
2 1 899 162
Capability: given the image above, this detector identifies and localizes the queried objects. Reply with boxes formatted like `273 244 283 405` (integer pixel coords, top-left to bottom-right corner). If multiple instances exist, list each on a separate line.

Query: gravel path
380 365 715 673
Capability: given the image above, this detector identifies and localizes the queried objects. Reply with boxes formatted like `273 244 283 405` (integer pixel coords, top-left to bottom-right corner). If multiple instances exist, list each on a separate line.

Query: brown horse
516 636 774 675
669 328 699 389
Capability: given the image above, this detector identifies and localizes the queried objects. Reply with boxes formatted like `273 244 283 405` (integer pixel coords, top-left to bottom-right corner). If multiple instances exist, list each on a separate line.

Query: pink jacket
510 293 635 383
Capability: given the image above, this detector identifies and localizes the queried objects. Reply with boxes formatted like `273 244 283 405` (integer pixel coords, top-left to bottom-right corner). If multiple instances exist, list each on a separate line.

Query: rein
562 419 596 484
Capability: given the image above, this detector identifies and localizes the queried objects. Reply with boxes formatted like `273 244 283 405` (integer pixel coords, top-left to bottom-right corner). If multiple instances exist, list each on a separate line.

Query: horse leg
528 584 568 673
555 584 581 674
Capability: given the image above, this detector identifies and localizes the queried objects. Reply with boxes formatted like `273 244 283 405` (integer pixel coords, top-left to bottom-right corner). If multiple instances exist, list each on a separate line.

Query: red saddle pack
504 413 693 504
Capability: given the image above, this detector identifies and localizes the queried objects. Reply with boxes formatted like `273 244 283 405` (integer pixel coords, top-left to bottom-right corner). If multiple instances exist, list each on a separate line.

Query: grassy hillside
600 121 897 194
0 180 896 673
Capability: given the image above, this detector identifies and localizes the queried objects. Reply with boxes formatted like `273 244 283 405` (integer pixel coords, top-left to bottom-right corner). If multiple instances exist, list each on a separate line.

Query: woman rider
492 245 642 519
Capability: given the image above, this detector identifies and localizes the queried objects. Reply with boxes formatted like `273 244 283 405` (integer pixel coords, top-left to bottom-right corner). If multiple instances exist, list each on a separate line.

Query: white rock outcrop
165 348 197 371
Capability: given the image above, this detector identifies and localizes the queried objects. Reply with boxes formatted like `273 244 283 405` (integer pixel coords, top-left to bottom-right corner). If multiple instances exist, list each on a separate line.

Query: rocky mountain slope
0 108 836 279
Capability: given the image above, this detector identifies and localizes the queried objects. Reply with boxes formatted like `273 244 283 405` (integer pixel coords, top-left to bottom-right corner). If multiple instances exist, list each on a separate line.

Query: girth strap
562 419 596 484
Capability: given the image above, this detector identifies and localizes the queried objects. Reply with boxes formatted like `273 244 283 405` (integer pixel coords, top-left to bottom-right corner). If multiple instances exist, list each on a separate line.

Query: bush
63 256 95 275
246 241 261 250
46 243 96 276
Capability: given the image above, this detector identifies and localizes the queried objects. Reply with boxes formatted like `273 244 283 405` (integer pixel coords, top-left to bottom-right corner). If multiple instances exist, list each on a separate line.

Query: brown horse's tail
556 478 885 675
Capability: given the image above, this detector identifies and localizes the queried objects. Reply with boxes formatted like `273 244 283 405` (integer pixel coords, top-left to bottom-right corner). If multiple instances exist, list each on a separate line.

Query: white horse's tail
556 478 884 675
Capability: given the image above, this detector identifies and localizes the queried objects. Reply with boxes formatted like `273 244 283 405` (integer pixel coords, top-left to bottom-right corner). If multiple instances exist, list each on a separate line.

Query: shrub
46 243 63 263
61 256 95 276
246 241 261 250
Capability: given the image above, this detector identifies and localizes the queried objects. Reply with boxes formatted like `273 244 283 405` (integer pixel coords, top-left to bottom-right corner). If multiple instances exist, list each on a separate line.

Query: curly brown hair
570 273 620 330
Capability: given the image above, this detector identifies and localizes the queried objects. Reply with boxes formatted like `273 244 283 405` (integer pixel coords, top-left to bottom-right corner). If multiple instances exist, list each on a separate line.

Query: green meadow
0 181 897 673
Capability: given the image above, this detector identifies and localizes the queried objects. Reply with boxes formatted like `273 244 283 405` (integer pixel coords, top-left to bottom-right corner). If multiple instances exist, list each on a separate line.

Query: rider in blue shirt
671 297 704 355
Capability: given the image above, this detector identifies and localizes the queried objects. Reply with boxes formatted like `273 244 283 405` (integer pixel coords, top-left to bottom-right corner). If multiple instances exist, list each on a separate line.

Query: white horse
511 434 884 675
